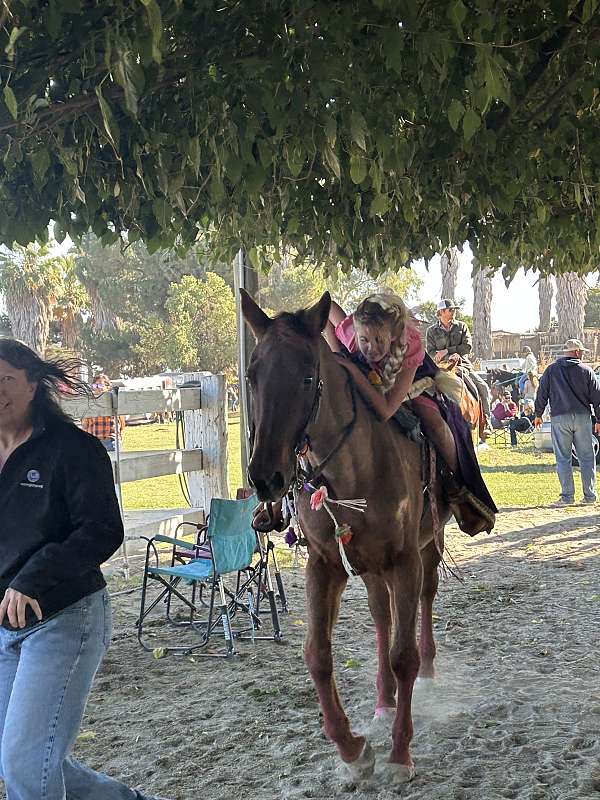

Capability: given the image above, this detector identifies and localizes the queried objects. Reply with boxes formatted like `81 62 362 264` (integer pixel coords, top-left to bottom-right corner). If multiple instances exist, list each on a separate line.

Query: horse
241 290 452 783
434 361 487 442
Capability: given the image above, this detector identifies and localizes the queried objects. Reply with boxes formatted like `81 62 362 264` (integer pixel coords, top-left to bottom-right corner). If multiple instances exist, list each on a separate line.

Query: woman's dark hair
0 338 93 424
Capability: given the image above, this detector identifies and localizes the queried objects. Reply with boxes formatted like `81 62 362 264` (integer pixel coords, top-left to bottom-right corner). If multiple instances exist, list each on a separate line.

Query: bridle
293 358 358 485
247 352 359 489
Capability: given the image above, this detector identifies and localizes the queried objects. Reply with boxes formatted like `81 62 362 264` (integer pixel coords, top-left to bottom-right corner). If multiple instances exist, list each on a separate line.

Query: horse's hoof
373 706 395 721
384 761 416 783
344 740 375 781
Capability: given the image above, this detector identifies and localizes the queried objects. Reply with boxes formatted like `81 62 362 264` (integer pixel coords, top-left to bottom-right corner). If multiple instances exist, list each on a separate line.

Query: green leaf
323 144 341 179
350 153 367 184
370 193 390 217
30 147 51 183
448 0 468 39
286 144 304 177
324 117 337 148
462 108 481 142
188 137 201 176
152 197 171 228
95 87 120 149
5 27 26 60
53 220 66 243
140 0 163 64
447 99 465 132
483 54 510 104
152 647 168 659
3 85 17 120
583 0 598 23
113 50 145 116
350 111 367 151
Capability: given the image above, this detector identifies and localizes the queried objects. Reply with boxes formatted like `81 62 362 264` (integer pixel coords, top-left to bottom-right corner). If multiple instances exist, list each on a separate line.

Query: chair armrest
153 534 197 550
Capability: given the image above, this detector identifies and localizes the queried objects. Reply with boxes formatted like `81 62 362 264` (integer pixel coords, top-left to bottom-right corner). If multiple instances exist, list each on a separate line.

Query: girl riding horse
323 293 496 535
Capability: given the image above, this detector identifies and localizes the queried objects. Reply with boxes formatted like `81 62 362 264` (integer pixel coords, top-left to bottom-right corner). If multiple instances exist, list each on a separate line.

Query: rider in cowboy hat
426 299 493 435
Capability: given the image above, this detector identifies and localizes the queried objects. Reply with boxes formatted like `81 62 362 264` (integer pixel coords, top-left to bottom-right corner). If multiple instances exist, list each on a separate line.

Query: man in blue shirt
534 339 600 505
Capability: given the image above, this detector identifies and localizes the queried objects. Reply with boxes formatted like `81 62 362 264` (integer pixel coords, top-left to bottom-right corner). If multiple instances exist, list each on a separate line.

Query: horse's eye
303 377 314 387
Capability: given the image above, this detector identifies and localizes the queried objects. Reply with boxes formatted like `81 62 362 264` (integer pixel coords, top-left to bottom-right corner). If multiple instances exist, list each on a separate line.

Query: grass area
122 419 563 510
478 444 560 507
122 413 243 509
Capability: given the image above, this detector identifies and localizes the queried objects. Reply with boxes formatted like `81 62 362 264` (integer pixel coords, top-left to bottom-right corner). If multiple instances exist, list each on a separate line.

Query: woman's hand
0 588 42 628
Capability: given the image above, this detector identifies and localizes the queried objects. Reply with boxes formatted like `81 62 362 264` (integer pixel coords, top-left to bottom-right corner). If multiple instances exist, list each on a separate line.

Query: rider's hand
435 349 448 362
0 588 42 629
534 416 543 429
595 422 600 436
448 353 460 364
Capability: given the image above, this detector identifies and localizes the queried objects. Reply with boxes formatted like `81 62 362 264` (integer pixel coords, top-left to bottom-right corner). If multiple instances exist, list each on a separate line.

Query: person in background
81 373 123 452
0 339 167 800
534 338 600 506
426 299 493 434
519 346 538 395
522 371 539 404
509 398 536 446
491 388 518 429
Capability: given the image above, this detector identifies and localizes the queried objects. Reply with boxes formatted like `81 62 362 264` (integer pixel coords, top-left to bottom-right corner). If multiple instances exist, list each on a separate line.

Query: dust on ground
4 504 600 800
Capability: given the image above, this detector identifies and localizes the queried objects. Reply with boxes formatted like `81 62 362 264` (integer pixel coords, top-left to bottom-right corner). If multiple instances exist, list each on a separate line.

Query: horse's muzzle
247 467 287 502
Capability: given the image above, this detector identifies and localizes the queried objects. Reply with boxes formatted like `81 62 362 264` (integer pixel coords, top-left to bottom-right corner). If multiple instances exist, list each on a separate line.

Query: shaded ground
3 504 600 799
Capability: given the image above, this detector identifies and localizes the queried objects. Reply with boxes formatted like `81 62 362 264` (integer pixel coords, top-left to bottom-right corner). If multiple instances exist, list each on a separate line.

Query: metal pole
112 386 129 579
234 248 259 486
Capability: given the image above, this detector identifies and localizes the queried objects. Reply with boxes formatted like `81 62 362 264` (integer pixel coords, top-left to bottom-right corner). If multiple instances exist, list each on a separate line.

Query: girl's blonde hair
354 293 409 391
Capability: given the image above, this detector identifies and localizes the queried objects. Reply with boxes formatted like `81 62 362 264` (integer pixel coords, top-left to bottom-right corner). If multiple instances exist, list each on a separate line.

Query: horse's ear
240 289 272 340
300 292 331 338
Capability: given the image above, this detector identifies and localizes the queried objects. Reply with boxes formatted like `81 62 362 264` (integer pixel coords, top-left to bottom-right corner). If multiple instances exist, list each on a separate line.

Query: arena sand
2 504 599 800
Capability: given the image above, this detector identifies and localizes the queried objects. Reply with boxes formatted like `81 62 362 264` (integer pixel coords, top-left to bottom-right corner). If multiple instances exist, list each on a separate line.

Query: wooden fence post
184 373 229 509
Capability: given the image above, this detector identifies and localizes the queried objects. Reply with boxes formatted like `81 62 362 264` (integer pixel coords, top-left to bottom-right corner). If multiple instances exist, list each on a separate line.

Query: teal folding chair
136 494 264 657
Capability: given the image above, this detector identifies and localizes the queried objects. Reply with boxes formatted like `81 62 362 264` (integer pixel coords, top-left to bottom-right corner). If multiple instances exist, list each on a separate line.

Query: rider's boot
443 473 494 536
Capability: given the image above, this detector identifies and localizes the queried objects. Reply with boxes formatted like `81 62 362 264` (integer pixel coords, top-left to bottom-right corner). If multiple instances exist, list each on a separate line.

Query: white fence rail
60 375 229 543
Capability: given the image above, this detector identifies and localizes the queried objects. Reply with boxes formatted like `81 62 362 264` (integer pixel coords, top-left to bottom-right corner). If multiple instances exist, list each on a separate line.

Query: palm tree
440 247 460 300
0 244 65 354
556 273 588 342
471 260 493 360
538 276 553 331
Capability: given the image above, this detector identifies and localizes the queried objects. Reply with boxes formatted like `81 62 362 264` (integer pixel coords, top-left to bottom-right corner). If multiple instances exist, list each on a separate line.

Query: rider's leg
412 399 459 474
469 370 492 422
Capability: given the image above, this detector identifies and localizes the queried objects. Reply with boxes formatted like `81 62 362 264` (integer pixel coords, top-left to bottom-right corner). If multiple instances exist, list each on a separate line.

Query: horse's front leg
304 555 372 772
418 538 442 679
362 574 395 719
387 547 423 781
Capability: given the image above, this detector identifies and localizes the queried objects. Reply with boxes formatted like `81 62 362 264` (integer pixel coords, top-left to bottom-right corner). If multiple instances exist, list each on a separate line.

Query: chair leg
267 536 289 613
264 563 283 642
217 576 236 656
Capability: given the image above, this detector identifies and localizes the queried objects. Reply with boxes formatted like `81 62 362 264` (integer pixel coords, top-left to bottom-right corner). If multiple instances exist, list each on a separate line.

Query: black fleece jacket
0 416 124 628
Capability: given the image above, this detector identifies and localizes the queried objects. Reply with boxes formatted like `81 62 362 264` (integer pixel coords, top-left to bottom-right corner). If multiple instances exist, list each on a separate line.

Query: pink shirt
335 315 425 371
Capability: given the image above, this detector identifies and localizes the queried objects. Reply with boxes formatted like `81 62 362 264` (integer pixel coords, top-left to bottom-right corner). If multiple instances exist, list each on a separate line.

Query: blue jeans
551 413 597 502
0 589 154 800
100 439 115 452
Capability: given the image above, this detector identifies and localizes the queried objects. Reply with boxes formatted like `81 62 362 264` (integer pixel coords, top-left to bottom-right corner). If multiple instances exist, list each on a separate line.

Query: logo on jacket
20 468 44 489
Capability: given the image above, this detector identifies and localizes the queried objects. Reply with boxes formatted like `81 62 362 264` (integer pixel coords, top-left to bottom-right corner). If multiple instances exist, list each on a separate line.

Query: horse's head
241 289 331 501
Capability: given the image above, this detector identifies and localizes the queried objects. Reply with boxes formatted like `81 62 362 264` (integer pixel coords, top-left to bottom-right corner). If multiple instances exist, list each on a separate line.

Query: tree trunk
538 276 553 331
556 273 587 342
471 261 493 360
440 247 460 299
3 283 52 354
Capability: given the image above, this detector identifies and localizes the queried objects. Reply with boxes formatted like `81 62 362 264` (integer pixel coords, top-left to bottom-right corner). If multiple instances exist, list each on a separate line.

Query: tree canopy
1 1 599 277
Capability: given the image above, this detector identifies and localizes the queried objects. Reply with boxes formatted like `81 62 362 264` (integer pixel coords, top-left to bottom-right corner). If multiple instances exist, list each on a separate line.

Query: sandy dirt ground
3 504 600 800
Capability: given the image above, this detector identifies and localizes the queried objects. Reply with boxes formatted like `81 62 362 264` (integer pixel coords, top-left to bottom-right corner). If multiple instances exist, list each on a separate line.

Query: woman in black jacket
0 339 165 800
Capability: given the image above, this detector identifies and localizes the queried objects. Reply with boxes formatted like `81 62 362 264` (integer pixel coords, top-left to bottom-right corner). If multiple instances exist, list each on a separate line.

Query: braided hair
0 338 92 424
353 293 409 392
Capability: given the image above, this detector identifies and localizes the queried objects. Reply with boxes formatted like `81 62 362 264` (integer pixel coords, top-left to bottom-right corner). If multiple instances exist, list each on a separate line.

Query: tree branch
490 0 588 134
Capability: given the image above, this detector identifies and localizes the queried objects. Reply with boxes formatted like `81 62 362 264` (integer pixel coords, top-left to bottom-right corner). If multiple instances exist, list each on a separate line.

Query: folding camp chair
136 494 282 657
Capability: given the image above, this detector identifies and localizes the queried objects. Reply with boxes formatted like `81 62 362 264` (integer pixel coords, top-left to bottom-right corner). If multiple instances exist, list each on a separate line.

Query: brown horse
241 290 451 783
